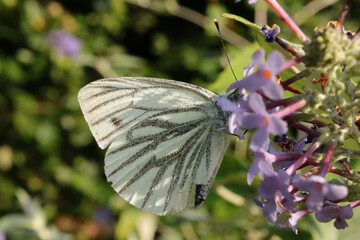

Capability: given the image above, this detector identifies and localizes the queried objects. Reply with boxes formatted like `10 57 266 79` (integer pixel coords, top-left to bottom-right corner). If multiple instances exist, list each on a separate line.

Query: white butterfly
78 77 229 215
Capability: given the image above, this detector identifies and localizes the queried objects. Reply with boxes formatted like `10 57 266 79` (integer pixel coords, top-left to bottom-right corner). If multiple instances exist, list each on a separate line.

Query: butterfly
78 77 229 215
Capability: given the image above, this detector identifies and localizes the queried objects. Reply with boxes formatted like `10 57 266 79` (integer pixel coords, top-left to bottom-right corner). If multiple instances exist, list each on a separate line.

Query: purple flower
227 49 284 100
289 209 310 235
315 204 353 229
261 196 286 228
216 97 245 139
247 151 275 185
47 29 82 57
217 63 253 139
270 137 306 171
268 143 293 171
242 62 254 77
293 137 307 154
240 93 287 152
252 192 295 228
94 207 114 225
258 164 293 201
292 175 348 212
261 24 281 43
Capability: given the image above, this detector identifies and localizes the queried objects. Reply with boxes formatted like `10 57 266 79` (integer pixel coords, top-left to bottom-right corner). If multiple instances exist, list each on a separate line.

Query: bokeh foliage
0 0 359 239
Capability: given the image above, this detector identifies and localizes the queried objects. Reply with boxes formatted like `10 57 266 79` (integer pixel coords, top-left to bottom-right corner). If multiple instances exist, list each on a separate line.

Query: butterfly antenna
214 19 237 81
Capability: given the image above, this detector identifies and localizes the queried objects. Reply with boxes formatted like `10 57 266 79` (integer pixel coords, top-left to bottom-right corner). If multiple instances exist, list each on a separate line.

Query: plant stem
265 0 310 43
337 0 355 28
319 140 335 177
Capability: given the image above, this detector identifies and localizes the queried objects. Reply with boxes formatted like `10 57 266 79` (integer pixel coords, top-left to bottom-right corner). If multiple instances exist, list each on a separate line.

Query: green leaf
222 13 305 58
208 43 259 93
214 13 307 96
221 13 261 32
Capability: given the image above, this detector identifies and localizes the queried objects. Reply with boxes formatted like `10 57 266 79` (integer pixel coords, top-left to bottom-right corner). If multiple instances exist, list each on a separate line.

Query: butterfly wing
78 77 228 215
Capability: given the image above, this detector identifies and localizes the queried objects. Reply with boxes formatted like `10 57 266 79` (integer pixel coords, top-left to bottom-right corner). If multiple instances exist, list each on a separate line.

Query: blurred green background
0 0 360 239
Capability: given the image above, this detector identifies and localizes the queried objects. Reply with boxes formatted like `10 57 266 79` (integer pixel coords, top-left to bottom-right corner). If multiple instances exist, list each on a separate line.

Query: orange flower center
264 117 269 125
262 69 272 78
315 182 323 188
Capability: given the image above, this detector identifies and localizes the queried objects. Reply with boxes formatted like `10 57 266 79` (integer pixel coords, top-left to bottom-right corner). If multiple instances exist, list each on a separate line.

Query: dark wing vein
107 117 208 177
97 105 208 143
120 124 208 213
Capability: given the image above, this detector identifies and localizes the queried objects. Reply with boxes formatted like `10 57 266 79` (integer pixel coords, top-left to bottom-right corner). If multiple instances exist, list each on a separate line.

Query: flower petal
244 73 265 92
265 50 284 74
334 218 348 229
293 175 326 191
239 114 264 129
234 127 245 139
250 128 270 152
294 137 306 154
216 97 238 112
340 206 353 219
263 80 284 100
315 207 338 222
247 160 260 185
242 63 254 77
228 114 238 134
258 159 276 178
325 184 348 200
289 210 309 235
248 93 267 114
306 191 324 211
268 115 287 135
252 49 265 66
227 80 243 92
262 198 278 223
259 179 277 199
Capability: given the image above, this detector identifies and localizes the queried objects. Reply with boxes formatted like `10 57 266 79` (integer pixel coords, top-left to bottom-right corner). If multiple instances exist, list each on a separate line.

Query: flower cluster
219 0 360 234
47 29 82 57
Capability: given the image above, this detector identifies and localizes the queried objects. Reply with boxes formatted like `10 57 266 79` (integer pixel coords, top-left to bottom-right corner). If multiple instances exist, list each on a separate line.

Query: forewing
78 77 228 215
78 77 217 149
